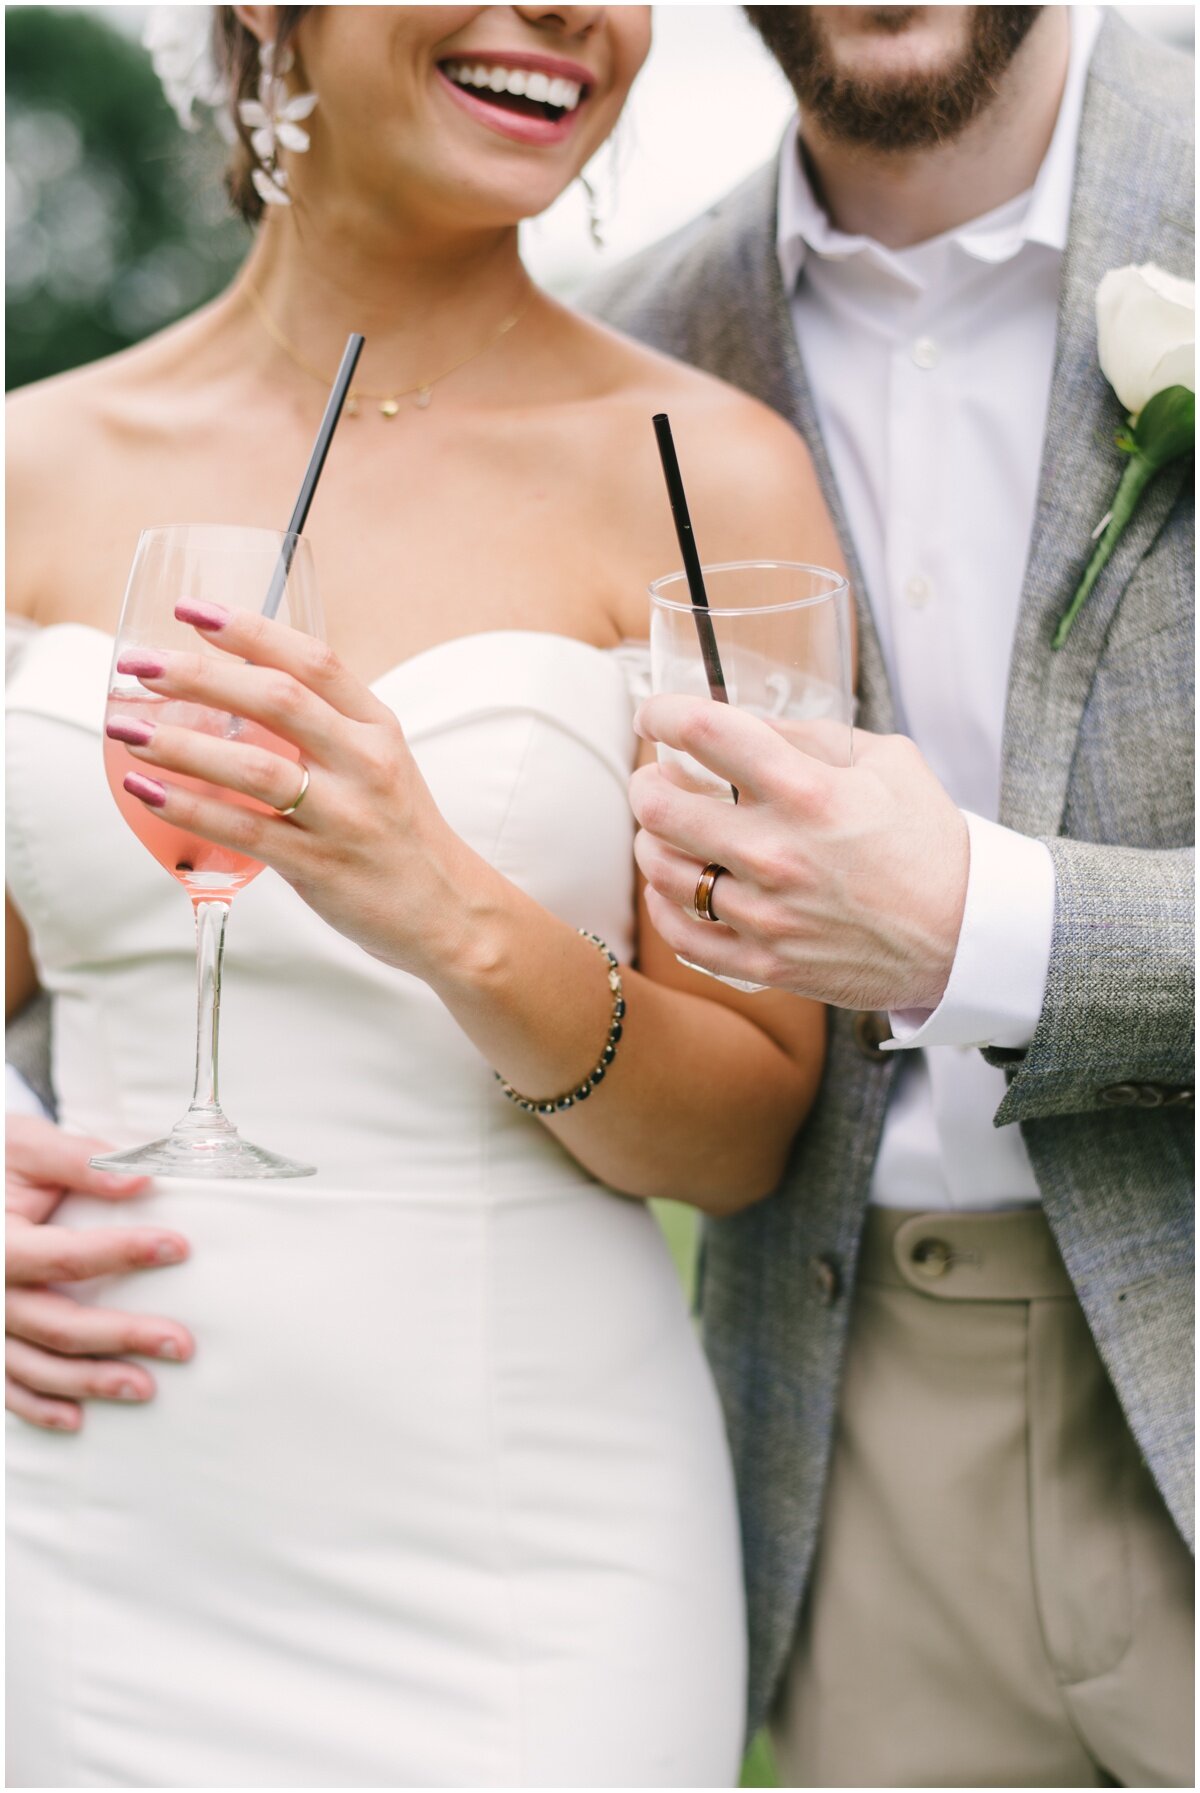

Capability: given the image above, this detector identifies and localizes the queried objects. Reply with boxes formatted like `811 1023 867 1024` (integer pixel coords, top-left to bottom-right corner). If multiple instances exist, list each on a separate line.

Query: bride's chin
408 121 606 227
414 168 584 232
293 174 561 240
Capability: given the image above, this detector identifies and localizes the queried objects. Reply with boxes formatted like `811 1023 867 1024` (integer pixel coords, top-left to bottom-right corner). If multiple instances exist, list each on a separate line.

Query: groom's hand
6 1116 194 1431
630 696 969 1013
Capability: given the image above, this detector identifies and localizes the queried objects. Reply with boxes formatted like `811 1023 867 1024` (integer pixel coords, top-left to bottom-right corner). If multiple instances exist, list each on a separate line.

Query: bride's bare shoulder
6 312 219 621
7 309 214 451
574 310 844 574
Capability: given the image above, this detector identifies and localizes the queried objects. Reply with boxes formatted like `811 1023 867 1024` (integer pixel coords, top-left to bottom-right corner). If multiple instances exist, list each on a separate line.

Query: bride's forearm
425 851 823 1214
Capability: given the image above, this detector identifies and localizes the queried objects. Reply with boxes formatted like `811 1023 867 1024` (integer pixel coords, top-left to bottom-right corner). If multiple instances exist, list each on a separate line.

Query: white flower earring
238 41 317 208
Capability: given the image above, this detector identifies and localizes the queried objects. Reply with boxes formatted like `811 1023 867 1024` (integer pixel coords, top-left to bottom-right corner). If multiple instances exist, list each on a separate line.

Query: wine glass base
90 1128 315 1181
676 954 768 996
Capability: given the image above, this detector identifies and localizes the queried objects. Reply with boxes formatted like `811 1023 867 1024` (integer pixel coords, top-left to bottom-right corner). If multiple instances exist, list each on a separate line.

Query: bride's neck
237 196 533 392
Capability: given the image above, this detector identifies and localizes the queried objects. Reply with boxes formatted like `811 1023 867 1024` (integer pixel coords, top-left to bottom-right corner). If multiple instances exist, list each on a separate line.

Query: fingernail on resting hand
91 1167 148 1192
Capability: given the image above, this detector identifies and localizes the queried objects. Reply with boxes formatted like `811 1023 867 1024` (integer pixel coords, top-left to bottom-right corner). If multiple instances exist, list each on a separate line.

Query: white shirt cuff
882 812 1056 1053
6 1063 51 1119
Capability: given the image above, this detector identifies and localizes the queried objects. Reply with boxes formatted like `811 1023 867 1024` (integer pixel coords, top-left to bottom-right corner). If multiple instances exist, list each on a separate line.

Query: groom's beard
744 6 1044 152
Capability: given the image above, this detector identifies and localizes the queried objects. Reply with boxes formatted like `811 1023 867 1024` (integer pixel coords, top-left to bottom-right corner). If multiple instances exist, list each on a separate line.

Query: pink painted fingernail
124 772 167 808
117 650 166 679
155 1339 183 1360
175 599 230 630
107 715 154 746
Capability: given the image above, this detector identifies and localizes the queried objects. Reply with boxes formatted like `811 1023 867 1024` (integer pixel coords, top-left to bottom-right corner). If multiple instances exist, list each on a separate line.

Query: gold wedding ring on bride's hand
693 863 727 924
274 762 310 818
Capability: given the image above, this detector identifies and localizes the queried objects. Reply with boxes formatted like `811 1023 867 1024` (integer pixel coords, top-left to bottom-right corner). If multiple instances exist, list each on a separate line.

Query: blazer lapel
1000 18 1194 838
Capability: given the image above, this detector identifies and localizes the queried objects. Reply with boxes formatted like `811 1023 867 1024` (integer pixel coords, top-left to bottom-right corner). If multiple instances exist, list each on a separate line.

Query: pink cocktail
103 693 299 898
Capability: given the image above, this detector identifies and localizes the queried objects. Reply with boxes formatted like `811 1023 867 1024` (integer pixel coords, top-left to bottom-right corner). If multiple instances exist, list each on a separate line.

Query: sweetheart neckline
8 620 647 695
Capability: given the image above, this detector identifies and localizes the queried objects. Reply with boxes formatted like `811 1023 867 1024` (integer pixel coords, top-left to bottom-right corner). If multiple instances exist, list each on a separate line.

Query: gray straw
262 331 364 618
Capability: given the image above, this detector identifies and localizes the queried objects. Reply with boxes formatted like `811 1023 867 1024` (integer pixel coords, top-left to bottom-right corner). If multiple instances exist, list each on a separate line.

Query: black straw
652 413 732 704
262 331 365 619
652 412 737 802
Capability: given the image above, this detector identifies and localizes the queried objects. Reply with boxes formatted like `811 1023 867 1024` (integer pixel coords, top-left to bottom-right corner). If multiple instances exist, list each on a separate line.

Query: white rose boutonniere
1053 263 1195 649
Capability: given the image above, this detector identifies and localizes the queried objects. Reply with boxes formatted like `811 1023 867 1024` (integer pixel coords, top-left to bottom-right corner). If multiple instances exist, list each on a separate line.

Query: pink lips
434 61 590 148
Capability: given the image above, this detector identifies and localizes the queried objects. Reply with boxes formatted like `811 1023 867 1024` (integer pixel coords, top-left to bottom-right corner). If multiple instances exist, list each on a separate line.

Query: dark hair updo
215 6 312 224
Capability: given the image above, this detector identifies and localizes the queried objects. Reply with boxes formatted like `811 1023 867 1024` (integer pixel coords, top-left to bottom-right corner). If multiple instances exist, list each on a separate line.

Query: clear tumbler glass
649 559 853 992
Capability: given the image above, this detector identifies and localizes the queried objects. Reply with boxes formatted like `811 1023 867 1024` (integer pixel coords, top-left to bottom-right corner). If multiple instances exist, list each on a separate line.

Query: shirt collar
776 5 1104 292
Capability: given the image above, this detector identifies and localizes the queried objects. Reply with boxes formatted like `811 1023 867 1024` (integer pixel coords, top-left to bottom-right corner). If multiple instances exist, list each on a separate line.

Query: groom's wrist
884 813 1056 1053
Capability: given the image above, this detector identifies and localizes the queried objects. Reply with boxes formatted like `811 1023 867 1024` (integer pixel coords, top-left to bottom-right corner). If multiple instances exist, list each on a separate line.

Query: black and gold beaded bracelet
494 930 626 1115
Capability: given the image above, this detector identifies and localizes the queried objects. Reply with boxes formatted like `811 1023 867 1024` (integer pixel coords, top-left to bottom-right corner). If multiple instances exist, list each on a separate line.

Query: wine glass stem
189 898 230 1117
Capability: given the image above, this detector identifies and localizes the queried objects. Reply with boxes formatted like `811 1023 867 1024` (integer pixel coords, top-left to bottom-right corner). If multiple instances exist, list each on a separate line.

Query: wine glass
649 559 854 994
90 525 324 1179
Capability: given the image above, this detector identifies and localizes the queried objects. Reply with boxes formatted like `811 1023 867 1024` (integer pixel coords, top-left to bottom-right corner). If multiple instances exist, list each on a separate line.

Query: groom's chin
746 5 976 93
810 7 978 85
746 4 1046 152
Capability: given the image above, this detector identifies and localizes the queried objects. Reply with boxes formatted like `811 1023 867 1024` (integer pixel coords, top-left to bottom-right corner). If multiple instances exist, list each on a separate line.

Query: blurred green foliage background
6 6 245 392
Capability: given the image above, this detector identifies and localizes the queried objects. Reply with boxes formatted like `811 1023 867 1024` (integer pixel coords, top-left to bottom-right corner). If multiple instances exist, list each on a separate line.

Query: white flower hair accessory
143 7 234 141
238 41 318 208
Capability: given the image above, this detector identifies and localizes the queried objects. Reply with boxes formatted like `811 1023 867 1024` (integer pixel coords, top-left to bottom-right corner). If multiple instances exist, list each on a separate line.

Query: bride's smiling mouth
435 51 594 146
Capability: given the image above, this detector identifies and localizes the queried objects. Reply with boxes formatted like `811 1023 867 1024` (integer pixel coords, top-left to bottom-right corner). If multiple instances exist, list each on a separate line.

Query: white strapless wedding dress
6 625 746 1788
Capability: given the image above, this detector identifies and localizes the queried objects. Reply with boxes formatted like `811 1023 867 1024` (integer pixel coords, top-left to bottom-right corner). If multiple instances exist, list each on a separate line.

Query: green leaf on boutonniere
1053 382 1194 650
1133 383 1195 467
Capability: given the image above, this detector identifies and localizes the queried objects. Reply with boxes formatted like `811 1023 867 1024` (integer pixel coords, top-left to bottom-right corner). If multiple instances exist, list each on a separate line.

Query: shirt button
905 574 933 609
910 335 940 369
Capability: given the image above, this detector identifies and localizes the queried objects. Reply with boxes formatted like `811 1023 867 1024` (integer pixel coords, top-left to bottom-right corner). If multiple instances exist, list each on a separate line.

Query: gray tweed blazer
585 12 1194 1735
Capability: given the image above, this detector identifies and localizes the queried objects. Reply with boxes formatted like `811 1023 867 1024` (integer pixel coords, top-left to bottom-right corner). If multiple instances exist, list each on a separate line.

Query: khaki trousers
772 1207 1194 1788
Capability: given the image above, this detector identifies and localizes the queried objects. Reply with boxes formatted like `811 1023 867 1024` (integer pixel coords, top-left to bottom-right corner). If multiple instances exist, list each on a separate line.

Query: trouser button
911 1237 952 1278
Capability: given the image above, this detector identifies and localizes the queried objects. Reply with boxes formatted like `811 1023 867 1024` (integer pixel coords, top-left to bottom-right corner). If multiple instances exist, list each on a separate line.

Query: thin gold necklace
242 279 533 418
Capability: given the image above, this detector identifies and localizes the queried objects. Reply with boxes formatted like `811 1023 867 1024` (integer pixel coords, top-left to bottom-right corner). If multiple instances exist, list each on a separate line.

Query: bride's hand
108 604 481 979
6 1116 193 1431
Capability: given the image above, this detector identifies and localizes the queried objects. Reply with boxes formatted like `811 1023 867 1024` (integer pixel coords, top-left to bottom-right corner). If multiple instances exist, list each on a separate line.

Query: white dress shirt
5 1063 50 1119
777 7 1103 1209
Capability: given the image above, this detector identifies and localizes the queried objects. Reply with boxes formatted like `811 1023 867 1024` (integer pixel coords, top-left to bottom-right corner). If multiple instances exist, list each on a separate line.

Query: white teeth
444 61 584 111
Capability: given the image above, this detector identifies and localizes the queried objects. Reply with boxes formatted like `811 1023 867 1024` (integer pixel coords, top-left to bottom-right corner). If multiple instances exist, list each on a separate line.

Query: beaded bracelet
494 930 626 1115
